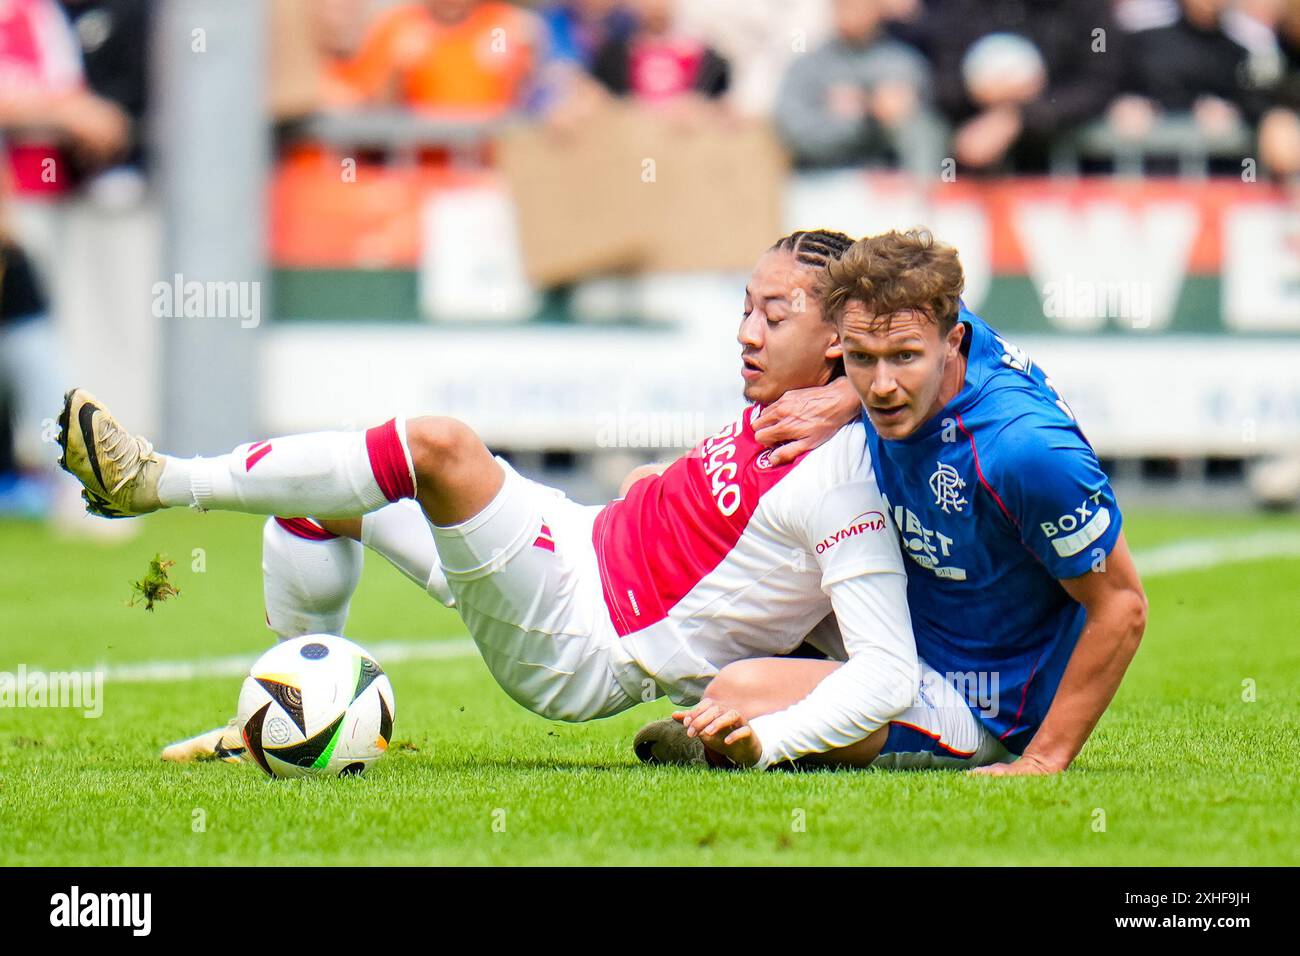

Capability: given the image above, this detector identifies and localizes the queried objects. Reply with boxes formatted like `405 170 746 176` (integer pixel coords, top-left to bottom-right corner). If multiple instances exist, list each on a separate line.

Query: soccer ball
237 635 395 779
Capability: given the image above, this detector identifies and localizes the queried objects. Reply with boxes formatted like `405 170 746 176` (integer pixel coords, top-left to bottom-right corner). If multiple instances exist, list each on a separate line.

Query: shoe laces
100 420 155 496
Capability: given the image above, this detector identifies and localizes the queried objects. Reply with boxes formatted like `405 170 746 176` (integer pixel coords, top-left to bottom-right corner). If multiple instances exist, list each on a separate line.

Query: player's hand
753 379 861 467
673 699 763 768
968 752 1065 777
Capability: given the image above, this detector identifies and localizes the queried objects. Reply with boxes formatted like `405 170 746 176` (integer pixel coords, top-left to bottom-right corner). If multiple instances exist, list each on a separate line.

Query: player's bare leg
637 658 888 768
317 517 361 538
402 416 504 527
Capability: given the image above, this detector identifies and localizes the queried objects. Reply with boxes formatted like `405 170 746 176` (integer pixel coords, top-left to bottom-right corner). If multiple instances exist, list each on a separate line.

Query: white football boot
160 719 246 764
56 387 164 518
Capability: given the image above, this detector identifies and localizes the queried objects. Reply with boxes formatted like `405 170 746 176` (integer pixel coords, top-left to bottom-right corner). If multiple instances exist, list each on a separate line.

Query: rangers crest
929 461 967 514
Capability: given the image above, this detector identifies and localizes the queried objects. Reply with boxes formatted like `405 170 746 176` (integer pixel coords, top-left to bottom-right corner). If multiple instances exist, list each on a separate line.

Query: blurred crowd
283 0 1300 178
1 0 1298 519
0 0 152 526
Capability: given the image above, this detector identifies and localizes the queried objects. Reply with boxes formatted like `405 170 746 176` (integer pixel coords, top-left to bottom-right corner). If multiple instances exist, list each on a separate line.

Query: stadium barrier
266 117 1299 458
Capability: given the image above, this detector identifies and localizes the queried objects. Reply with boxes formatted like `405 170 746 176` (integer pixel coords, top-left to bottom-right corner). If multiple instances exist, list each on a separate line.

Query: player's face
737 250 842 405
838 303 965 439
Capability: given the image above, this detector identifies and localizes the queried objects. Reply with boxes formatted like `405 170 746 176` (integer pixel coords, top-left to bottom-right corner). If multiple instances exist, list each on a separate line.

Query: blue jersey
864 307 1123 754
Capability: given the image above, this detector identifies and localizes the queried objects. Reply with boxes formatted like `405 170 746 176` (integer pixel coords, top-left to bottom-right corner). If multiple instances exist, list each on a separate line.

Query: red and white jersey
592 405 914 722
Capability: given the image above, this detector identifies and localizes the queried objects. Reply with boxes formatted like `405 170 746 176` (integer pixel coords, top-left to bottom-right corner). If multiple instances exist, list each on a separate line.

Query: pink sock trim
274 516 338 541
365 419 416 502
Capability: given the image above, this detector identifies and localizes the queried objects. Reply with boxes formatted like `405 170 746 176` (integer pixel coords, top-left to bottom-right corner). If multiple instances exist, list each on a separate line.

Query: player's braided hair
769 229 856 272
766 229 855 380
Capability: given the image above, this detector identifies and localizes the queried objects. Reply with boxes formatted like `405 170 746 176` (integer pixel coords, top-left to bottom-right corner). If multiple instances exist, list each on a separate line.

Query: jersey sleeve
993 418 1123 580
805 474 906 589
746 456 917 768
747 570 918 768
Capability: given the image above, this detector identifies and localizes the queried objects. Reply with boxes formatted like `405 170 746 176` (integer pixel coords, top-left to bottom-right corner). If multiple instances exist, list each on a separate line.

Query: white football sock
361 499 456 607
262 517 363 639
261 502 453 642
156 418 416 517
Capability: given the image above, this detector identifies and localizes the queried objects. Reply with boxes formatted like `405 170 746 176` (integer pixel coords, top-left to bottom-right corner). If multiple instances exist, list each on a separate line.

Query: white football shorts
430 458 651 722
870 660 1013 770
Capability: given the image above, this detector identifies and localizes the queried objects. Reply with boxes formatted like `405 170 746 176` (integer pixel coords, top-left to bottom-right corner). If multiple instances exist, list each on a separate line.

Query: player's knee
405 416 477 474
703 660 771 713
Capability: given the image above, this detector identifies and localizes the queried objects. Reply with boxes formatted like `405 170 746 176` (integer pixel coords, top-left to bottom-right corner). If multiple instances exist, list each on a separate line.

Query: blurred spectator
928 0 1126 171
773 0 941 175
1227 0 1300 178
337 0 542 116
0 0 101 512
530 1 635 120
675 0 832 117
1227 0 1288 86
589 0 730 105
59 0 150 187
311 0 375 108
543 0 636 68
0 0 155 534
1283 0 1300 95
880 0 938 58
0 0 130 206
1114 0 1270 144
0 236 61 515
1113 0 1180 31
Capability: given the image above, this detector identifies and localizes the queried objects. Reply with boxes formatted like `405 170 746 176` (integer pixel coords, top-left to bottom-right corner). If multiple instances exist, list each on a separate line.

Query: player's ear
825 334 843 362
945 320 965 354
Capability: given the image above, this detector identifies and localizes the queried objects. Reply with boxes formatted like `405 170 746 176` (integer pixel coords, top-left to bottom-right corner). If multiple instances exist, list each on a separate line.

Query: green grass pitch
1 507 1298 866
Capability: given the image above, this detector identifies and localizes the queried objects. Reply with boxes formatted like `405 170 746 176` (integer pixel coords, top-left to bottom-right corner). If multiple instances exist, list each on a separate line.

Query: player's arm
974 534 1146 776
680 570 917 768
683 478 919 768
617 462 670 498
752 376 860 466
742 571 919 768
975 421 1146 776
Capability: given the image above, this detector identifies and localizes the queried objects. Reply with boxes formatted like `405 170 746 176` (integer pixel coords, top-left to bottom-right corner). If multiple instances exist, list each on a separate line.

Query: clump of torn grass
128 553 180 611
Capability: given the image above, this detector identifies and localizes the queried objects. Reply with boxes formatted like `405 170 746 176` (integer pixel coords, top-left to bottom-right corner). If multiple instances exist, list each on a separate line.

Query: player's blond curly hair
818 229 966 333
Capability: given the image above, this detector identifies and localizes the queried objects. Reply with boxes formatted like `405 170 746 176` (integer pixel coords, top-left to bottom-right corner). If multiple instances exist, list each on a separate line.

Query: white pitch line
101 636 478 684
1132 530 1300 577
85 530 1300 685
